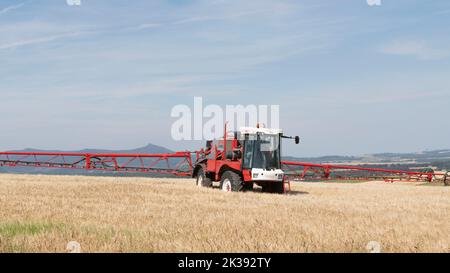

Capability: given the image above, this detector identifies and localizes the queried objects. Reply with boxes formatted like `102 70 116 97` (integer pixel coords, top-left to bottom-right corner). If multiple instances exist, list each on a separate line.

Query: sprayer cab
193 125 300 194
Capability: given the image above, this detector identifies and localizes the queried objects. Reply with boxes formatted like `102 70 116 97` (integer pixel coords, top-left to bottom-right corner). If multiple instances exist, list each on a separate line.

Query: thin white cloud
380 39 450 60
122 9 276 33
137 23 162 29
172 9 269 25
0 20 101 51
120 23 162 31
0 31 86 50
0 3 25 15
434 8 450 15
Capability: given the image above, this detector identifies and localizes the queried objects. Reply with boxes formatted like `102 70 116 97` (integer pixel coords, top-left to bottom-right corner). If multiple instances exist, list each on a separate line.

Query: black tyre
261 183 272 193
444 171 449 186
220 171 243 192
262 182 284 194
272 182 285 194
242 182 254 192
196 167 212 188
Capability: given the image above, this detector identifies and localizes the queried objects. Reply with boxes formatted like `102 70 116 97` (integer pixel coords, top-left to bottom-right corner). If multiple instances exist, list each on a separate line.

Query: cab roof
239 127 283 135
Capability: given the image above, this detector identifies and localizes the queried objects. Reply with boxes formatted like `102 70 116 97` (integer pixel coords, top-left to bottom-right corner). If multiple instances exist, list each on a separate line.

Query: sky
0 0 449 157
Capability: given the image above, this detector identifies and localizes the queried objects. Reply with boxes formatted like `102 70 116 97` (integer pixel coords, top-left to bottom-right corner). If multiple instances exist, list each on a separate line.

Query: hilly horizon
5 143 450 164
9 143 174 155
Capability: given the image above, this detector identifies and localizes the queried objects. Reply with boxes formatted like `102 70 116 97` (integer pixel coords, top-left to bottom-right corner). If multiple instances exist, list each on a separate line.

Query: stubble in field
0 174 449 253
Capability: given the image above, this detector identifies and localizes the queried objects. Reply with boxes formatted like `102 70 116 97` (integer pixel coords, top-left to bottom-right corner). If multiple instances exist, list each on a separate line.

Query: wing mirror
282 135 300 144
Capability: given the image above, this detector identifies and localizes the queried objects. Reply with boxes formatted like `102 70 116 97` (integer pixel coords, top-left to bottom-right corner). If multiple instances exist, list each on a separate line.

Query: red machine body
191 124 298 193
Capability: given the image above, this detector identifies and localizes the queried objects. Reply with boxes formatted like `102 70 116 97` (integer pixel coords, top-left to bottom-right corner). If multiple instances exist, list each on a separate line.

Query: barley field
0 174 449 253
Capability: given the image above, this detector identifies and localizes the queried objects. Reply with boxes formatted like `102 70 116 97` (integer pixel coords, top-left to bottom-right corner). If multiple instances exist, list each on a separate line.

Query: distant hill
12 143 173 155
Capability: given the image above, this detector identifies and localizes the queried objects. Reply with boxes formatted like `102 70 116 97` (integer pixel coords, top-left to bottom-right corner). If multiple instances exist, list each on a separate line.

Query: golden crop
0 174 448 253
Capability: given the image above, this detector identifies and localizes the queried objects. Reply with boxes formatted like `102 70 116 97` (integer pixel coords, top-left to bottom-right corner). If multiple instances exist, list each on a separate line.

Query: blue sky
0 0 449 157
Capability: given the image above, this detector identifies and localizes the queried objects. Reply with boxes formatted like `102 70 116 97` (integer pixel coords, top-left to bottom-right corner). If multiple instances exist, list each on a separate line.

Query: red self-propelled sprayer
0 124 443 194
